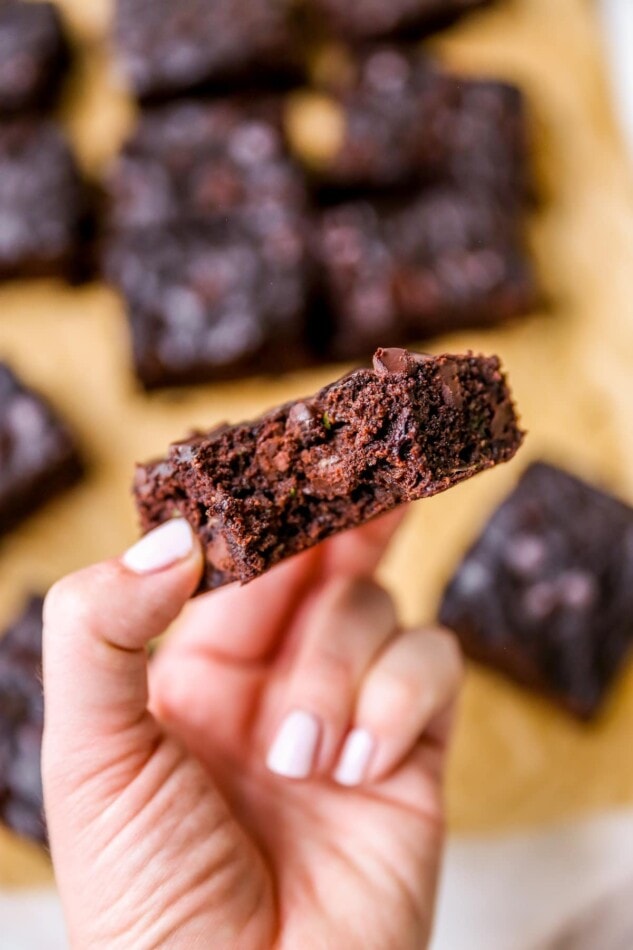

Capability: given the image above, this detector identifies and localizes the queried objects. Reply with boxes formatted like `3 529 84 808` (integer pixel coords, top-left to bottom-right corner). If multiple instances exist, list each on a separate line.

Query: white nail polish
122 519 194 574
334 729 374 786
266 710 320 780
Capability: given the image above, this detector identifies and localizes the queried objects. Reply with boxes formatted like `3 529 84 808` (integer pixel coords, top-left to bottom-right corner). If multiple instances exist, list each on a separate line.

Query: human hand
43 512 463 949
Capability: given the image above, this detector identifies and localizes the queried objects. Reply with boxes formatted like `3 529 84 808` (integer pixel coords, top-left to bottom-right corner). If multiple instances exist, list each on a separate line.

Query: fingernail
122 520 195 574
334 729 375 786
266 710 320 780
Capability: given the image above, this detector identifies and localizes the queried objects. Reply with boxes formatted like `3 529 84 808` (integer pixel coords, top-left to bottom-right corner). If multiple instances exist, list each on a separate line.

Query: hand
43 512 463 949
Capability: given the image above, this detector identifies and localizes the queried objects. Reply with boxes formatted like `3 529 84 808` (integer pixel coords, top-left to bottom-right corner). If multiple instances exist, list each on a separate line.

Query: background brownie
104 218 313 389
114 0 301 101
0 364 82 536
0 1 69 114
305 0 492 40
104 98 307 233
0 119 86 279
134 349 523 591
314 189 537 359
0 597 46 846
291 47 529 203
439 463 633 719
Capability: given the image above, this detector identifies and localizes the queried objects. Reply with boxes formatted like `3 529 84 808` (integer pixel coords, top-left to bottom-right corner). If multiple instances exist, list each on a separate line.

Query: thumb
42 519 203 791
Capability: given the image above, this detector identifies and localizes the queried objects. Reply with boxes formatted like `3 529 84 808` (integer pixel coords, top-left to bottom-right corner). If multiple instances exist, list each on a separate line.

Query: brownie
134 348 523 592
0 597 45 845
104 98 308 233
0 1 69 115
104 218 312 389
314 189 537 360
292 47 529 202
305 0 491 41
0 364 82 536
439 463 633 719
114 0 301 101
0 119 86 279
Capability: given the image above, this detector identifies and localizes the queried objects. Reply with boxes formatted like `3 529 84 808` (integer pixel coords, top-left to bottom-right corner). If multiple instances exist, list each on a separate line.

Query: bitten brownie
134 348 523 592
439 463 633 719
114 0 300 101
0 597 46 845
0 119 86 279
0 364 82 536
305 0 491 41
104 218 312 389
314 189 537 360
104 98 307 233
0 1 69 114
290 47 529 203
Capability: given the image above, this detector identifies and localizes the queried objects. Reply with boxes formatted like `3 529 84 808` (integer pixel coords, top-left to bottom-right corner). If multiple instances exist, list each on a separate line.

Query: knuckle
44 564 119 628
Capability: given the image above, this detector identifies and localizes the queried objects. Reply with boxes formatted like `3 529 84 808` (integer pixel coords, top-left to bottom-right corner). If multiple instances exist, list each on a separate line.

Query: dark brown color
135 349 523 592
439 463 633 719
0 363 82 536
0 1 69 114
305 0 491 41
0 597 46 845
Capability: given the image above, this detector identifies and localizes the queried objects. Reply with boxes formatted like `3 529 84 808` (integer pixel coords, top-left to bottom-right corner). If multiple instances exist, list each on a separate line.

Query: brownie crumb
134 349 523 592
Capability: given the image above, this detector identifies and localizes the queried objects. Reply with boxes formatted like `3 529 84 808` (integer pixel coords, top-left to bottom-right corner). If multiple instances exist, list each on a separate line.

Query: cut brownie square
0 1 69 115
104 218 313 389
314 189 537 360
0 597 46 845
103 98 308 233
0 119 86 280
439 462 633 719
289 46 529 203
134 348 523 592
0 364 82 536
114 0 301 101
305 0 491 41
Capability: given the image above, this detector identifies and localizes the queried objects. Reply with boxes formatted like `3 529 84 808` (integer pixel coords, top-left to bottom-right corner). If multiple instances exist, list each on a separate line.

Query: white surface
599 0 633 162
3 810 633 949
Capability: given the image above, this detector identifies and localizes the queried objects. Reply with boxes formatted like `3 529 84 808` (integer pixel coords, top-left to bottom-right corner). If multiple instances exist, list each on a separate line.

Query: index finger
157 506 409 665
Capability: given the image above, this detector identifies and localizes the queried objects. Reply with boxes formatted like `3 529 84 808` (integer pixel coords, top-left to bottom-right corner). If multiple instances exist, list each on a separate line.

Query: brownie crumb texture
439 462 633 719
0 363 83 536
134 348 523 592
0 597 46 846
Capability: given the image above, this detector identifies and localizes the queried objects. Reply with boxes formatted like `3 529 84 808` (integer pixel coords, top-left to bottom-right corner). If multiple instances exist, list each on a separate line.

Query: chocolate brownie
0 597 45 845
0 119 86 279
134 348 523 591
0 364 82 536
104 218 312 389
104 98 308 233
290 47 529 202
314 189 537 360
439 463 633 719
305 0 491 41
0 1 69 114
114 0 301 101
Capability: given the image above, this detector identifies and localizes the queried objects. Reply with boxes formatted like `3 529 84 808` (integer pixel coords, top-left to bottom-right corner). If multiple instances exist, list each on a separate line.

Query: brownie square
439 463 633 719
293 46 529 203
134 348 523 592
305 0 491 41
104 218 312 389
114 0 301 101
0 364 82 536
104 98 308 233
0 597 45 845
314 189 537 360
0 119 86 279
0 1 69 114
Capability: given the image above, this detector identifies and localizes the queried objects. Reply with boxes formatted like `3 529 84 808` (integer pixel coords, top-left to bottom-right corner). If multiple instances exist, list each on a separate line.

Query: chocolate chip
372 347 431 376
438 360 463 410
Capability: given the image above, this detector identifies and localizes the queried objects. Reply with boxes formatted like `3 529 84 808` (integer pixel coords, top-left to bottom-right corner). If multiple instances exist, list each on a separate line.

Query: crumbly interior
134 352 522 590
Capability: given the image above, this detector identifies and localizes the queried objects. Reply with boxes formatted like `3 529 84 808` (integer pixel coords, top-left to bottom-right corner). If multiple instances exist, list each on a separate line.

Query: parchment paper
1 0 633 886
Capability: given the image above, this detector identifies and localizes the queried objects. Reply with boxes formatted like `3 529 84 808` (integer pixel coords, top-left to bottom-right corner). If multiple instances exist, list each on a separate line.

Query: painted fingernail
334 729 375 786
266 710 320 780
122 519 195 574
